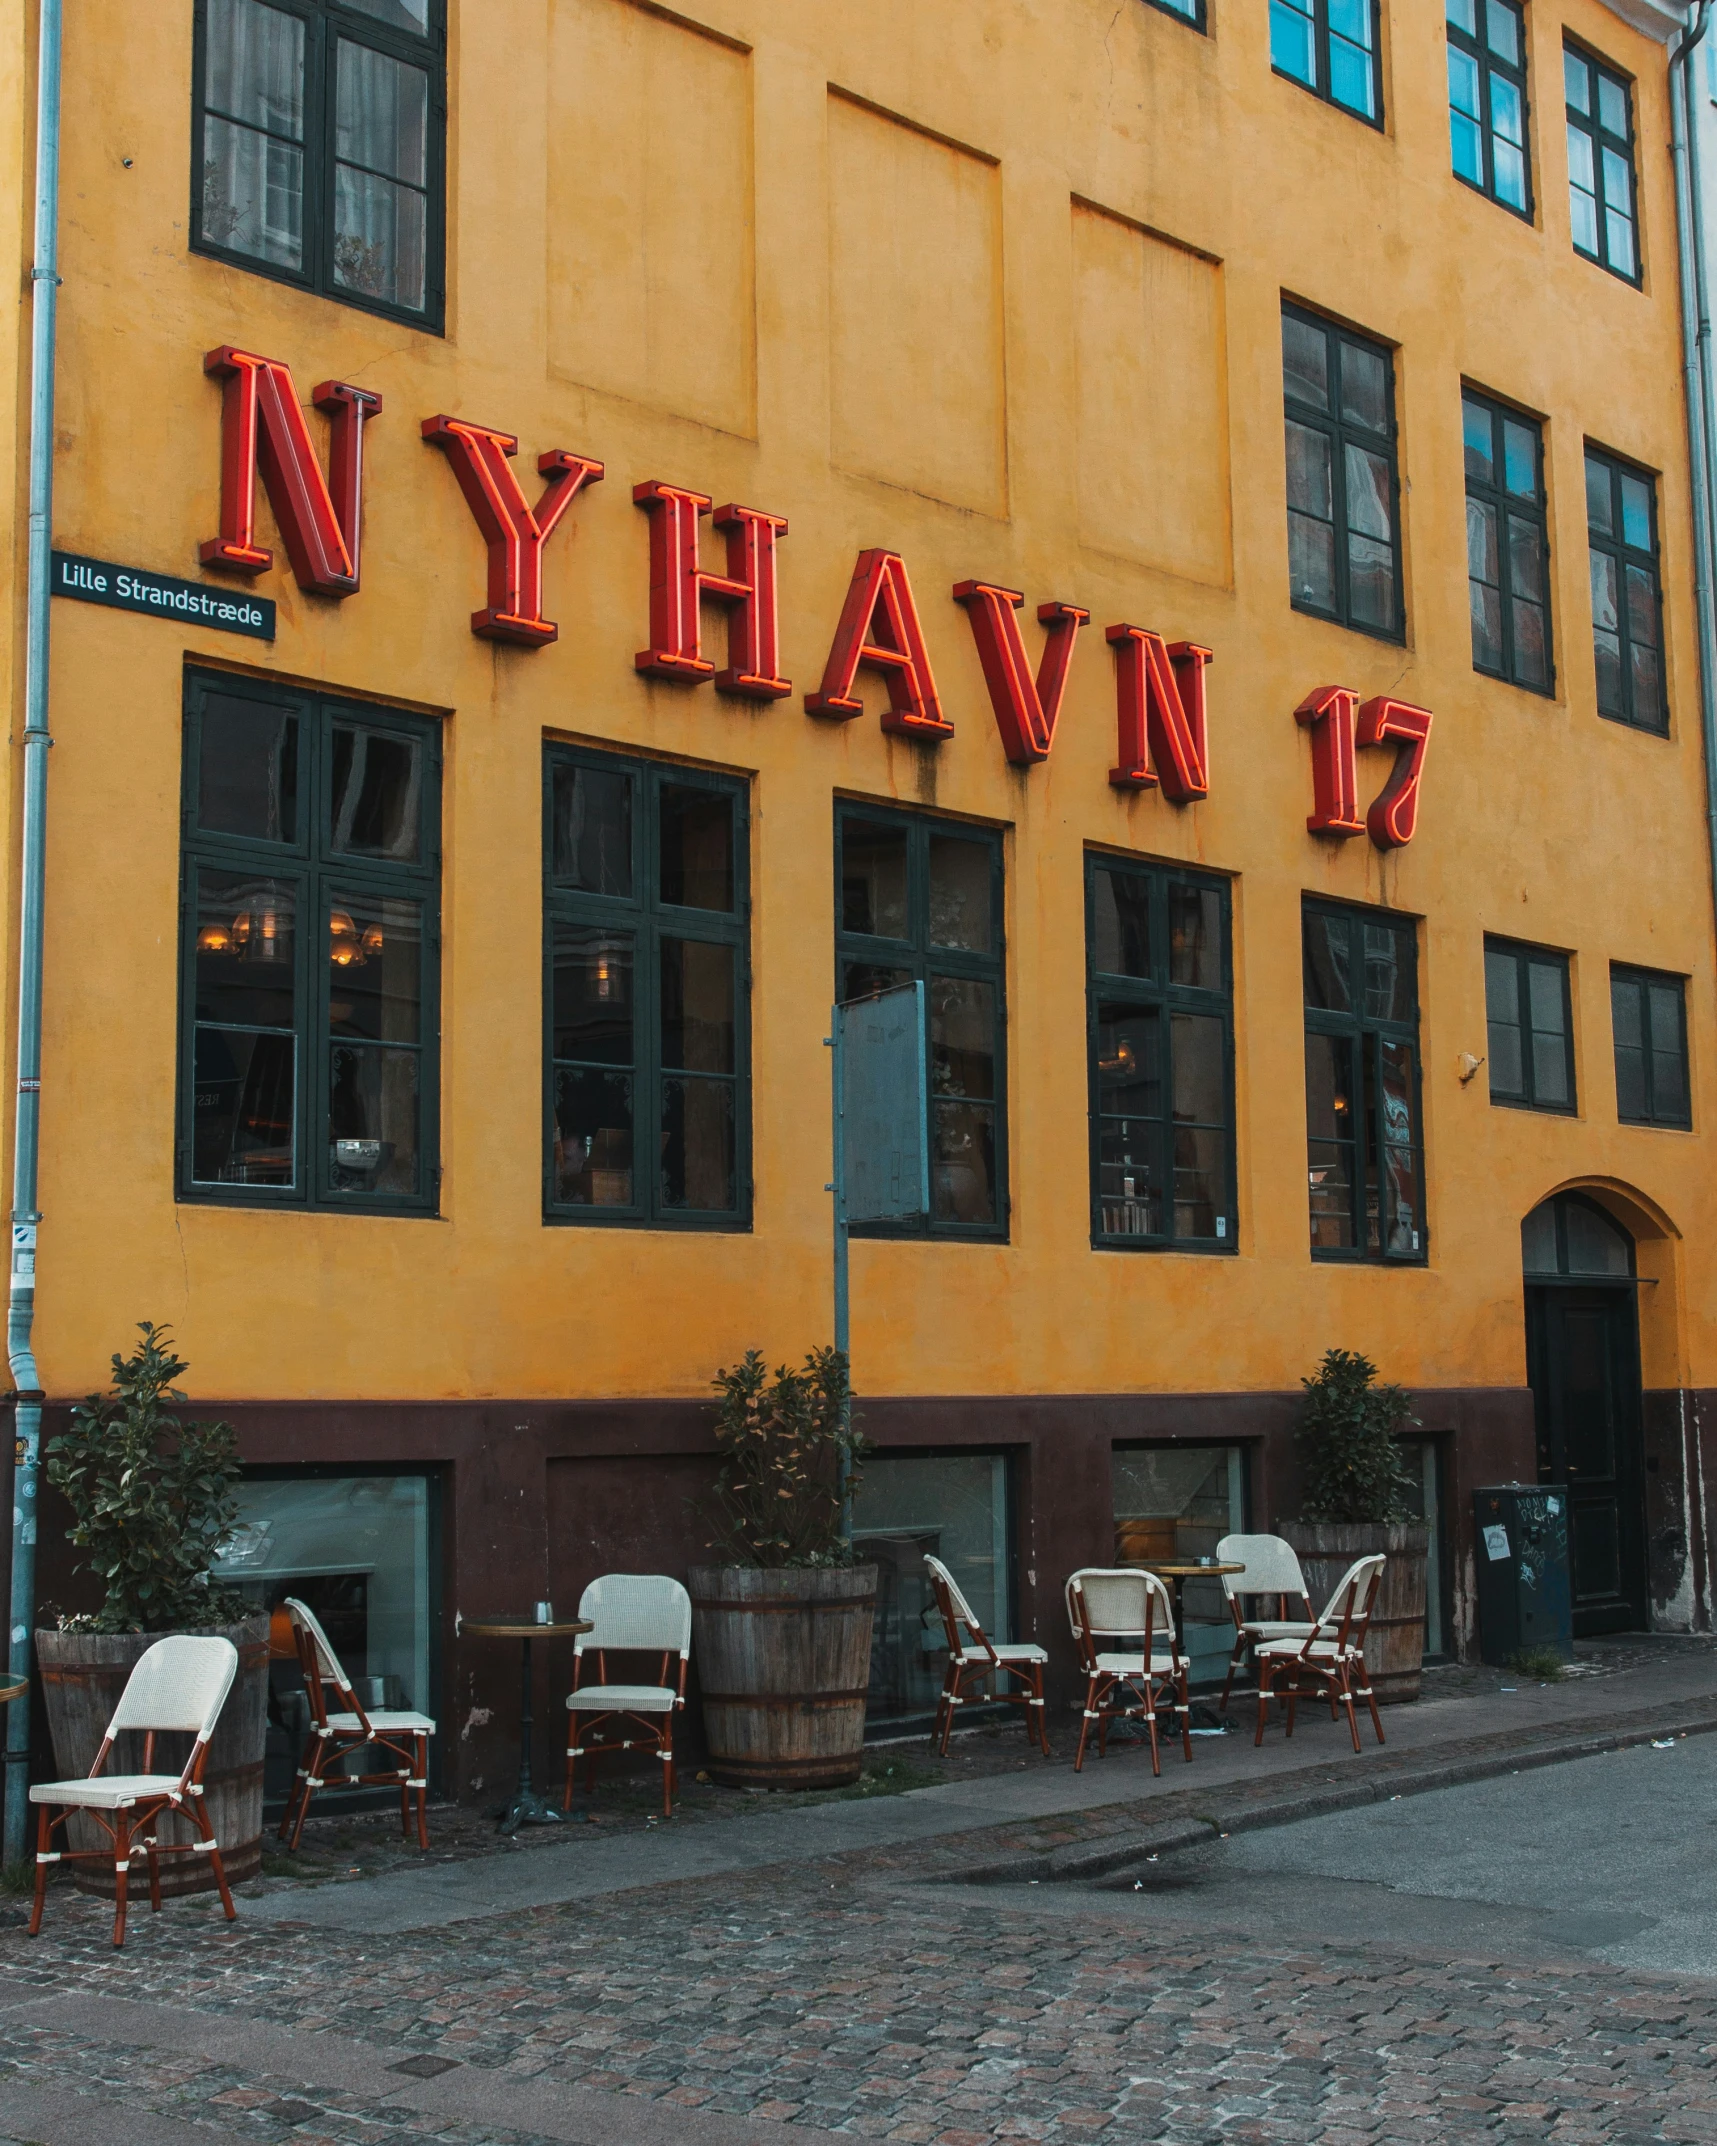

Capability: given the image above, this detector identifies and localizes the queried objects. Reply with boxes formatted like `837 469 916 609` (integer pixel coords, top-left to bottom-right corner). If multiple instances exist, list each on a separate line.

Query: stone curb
930 1695 1717 1888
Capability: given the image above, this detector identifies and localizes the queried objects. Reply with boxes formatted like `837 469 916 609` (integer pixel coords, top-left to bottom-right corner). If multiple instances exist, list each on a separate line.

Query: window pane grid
1585 446 1667 734
1464 391 1553 693
1565 44 1640 285
1303 902 1425 1263
1447 0 1532 216
545 751 750 1228
1088 859 1234 1253
1272 0 1382 125
194 0 445 331
1282 306 1404 642
1484 938 1575 1113
1611 964 1690 1129
836 807 1006 1240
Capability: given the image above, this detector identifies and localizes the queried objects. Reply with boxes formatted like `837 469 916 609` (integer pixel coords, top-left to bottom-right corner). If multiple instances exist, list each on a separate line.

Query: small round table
460 1617 592 1835
0 1679 25 1709
1134 1560 1247 1732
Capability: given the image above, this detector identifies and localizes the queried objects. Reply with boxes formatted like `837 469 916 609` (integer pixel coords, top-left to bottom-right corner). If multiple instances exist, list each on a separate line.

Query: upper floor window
1303 902 1425 1264
1564 44 1639 284
1585 446 1667 734
1611 965 1690 1129
1086 856 1235 1255
836 805 1006 1240
1447 0 1530 216
1271 0 1382 126
180 670 441 1213
1144 0 1206 24
1282 305 1404 642
1484 939 1574 1112
193 0 446 330
546 748 750 1230
1464 390 1552 693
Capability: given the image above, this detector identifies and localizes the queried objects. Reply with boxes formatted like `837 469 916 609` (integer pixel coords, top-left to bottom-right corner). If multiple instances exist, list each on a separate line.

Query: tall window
1303 903 1426 1263
1282 305 1404 642
193 0 446 329
1085 856 1235 1254
180 671 440 1212
1464 391 1552 693
1484 940 1574 1112
1565 44 1639 284
1585 447 1667 734
1271 0 1382 126
1447 0 1530 216
836 806 1005 1239
1611 966 1690 1129
545 749 750 1229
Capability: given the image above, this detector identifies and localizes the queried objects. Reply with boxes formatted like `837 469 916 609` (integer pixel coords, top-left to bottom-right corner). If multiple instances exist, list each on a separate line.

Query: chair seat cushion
955 1643 1048 1666
1257 1639 1352 1663
325 1710 436 1735
1094 1649 1186 1676
566 1684 677 1713
31 1774 185 1809
1243 1620 1317 1641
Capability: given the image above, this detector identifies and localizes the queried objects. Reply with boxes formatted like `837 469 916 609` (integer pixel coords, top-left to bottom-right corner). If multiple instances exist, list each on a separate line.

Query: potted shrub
690 1347 874 1789
1278 1348 1431 1703
35 1324 269 1894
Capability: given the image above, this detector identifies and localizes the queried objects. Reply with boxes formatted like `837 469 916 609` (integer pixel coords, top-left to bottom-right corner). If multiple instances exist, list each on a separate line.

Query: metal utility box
1473 1485 1574 1665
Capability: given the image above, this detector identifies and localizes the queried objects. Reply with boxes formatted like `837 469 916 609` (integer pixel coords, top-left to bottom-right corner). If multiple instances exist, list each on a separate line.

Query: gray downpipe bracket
3 0 62 1873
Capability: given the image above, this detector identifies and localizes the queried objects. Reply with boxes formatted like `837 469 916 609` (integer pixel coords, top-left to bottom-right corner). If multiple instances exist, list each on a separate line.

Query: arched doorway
1521 1193 1647 1634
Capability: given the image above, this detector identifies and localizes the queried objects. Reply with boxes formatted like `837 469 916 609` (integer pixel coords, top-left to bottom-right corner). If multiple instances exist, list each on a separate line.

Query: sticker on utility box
1483 1524 1511 1561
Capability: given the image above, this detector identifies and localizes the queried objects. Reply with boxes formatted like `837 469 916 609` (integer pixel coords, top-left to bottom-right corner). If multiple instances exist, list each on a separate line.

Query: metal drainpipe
1673 0 1717 1637
3 0 62 1873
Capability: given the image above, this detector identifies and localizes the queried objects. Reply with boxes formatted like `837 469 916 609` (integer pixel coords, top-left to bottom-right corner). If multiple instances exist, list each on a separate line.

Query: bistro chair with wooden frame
1065 1567 1192 1777
1254 1553 1387 1753
1214 1532 1316 1714
29 1635 239 1950
923 1553 1049 1757
562 1574 691 1818
279 1596 437 1851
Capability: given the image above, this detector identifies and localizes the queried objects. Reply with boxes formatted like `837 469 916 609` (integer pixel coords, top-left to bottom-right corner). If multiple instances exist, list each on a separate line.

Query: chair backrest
1216 1533 1311 1608
1313 1554 1387 1649
924 1553 990 1658
284 1595 366 1731
107 1635 238 1742
575 1573 692 1657
1065 1567 1174 1663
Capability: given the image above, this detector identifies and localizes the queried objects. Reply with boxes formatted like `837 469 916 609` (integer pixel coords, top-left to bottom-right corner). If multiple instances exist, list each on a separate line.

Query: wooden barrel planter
691 1564 877 1790
1277 1522 1429 1704
35 1616 270 1896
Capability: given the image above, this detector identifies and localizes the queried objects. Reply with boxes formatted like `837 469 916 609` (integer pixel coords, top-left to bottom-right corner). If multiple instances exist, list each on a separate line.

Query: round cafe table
1132 1560 1247 1732
0 1679 25 1708
459 1617 592 1835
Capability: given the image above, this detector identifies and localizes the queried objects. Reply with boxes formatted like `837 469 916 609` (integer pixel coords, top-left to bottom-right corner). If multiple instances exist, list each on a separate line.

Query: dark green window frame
1463 389 1553 695
1610 964 1690 1129
1484 938 1575 1113
1270 0 1383 129
191 0 447 334
1564 41 1640 286
1085 855 1236 1255
1447 0 1531 219
1303 900 1427 1264
835 803 1007 1242
1282 304 1405 644
544 747 751 1231
1585 445 1668 735
1143 0 1206 29
178 668 442 1215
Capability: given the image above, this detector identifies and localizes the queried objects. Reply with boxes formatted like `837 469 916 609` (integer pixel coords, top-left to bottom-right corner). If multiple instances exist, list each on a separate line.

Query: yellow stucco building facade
1 0 1711 1789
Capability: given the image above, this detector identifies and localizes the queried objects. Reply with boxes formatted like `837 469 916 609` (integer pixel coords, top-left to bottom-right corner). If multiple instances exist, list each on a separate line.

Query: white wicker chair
1215 1532 1316 1713
924 1553 1049 1757
29 1635 239 1949
1254 1553 1387 1752
279 1596 436 1851
562 1574 691 1817
1065 1567 1192 1776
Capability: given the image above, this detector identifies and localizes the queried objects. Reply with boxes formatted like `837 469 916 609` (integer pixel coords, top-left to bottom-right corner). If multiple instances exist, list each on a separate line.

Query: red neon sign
1295 685 1364 836
953 582 1088 765
1356 695 1434 850
805 550 952 737
200 347 381 596
633 482 791 698
1297 687 1433 848
1107 628 1212 800
422 417 604 645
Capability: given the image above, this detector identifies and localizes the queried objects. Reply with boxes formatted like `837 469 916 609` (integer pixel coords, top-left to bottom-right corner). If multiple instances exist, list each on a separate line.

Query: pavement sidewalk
247 1638 1717 1932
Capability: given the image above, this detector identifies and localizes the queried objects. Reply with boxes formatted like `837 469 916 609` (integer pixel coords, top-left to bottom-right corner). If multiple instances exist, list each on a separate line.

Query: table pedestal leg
497 1634 582 1832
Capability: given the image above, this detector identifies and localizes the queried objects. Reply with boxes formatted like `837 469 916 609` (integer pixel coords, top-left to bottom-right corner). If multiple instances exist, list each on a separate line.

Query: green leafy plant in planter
45 1321 248 1632
1296 1347 1417 1524
704 1346 864 1567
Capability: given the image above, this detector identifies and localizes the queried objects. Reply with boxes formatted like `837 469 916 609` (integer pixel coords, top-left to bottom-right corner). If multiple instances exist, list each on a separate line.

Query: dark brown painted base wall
31 1380 1713 1804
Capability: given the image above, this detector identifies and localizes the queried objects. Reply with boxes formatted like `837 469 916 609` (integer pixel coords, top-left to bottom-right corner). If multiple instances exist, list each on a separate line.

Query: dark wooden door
1525 1285 1646 1635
